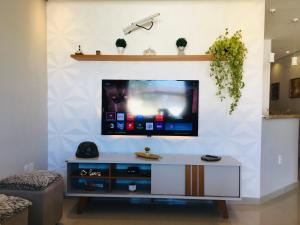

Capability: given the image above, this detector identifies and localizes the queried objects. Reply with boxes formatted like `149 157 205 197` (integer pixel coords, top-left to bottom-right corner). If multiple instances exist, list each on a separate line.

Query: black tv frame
101 79 199 137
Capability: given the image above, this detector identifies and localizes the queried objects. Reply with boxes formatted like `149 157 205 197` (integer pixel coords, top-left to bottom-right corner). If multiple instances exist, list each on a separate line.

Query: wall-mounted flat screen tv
101 79 199 136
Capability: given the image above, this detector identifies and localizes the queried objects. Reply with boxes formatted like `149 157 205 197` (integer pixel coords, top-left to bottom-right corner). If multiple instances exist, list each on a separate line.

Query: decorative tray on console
135 152 161 160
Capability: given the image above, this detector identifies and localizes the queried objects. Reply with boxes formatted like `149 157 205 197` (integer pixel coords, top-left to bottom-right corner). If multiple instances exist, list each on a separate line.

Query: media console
66 153 241 218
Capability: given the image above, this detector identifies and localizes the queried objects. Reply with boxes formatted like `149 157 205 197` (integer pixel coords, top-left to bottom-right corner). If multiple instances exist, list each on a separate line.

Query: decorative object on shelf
270 83 280 100
141 171 151 177
84 182 104 191
84 182 96 191
79 170 88 176
176 38 187 55
127 167 140 175
76 141 99 158
123 13 160 35
143 47 156 55
96 50 101 55
135 152 161 160
89 170 102 177
290 78 300 98
115 38 127 54
75 45 83 55
144 147 151 154
128 183 136 192
207 28 247 114
201 155 222 162
79 169 102 177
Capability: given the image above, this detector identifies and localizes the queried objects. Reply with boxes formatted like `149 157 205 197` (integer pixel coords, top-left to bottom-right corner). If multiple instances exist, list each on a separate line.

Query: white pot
177 46 185 55
117 47 125 55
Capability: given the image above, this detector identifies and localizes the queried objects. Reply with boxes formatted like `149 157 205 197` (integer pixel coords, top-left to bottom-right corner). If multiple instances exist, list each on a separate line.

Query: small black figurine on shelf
75 45 83 55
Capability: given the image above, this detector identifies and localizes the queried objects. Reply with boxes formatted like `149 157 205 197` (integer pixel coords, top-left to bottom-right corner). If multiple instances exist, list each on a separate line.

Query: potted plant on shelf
115 38 127 54
176 38 187 55
206 28 247 114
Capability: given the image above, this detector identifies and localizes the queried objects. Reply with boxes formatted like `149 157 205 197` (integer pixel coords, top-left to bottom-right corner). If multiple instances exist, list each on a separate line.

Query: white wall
261 119 299 197
47 0 265 198
270 52 300 114
0 0 47 178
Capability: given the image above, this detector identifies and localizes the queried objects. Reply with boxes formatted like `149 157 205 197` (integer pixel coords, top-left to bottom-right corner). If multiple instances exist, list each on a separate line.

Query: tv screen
101 80 199 136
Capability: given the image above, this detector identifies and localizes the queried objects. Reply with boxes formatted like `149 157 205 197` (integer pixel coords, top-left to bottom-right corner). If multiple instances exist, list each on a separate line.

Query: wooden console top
66 152 241 166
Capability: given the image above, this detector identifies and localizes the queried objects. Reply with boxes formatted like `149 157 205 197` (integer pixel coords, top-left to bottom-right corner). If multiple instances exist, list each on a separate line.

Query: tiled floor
60 188 299 225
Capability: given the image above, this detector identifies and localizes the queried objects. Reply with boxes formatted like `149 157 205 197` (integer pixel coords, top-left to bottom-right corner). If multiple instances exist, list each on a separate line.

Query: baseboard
228 197 261 205
228 182 299 205
259 182 299 204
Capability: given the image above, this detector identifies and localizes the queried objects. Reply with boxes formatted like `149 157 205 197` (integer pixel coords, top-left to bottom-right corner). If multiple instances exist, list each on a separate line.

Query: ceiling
265 0 300 59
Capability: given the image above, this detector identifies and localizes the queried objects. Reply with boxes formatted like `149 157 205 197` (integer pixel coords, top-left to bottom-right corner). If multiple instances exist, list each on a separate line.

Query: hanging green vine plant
206 29 247 114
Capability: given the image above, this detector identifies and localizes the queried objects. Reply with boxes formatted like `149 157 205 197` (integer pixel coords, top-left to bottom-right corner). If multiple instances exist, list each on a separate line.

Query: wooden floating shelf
70 54 213 61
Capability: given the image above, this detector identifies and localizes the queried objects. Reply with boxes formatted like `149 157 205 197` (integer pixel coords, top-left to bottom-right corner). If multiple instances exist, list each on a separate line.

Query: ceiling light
290 17 298 66
269 8 276 14
291 56 298 66
269 52 275 63
286 50 290 54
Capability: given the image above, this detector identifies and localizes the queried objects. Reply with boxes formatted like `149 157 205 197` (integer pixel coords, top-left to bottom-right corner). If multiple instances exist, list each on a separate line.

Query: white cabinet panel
151 164 185 195
204 166 240 197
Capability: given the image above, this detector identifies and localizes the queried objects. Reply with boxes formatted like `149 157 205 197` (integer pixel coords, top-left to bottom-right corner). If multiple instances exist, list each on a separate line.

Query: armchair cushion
0 171 62 191
0 194 31 224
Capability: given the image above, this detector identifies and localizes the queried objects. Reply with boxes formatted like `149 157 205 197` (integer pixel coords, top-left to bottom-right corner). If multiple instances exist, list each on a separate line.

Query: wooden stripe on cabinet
185 165 191 196
192 165 198 196
198 165 204 196
185 165 204 196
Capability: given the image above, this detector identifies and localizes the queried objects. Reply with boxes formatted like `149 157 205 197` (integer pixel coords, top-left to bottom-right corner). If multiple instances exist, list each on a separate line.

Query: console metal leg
216 200 228 219
77 197 89 214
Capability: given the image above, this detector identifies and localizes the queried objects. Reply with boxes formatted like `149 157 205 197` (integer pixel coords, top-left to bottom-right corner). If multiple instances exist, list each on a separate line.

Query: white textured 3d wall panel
47 0 265 198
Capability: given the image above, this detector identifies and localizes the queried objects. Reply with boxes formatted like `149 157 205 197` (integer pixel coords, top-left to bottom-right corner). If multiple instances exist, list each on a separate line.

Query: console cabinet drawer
204 166 240 197
151 165 185 195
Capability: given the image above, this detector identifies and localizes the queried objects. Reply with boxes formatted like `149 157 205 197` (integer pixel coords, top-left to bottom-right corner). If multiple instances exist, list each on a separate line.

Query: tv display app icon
106 122 115 130
135 122 144 130
135 115 144 121
155 122 164 130
155 114 164 122
117 122 125 130
126 122 134 130
146 122 154 131
126 113 134 121
165 123 175 130
106 112 116 121
117 113 125 121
